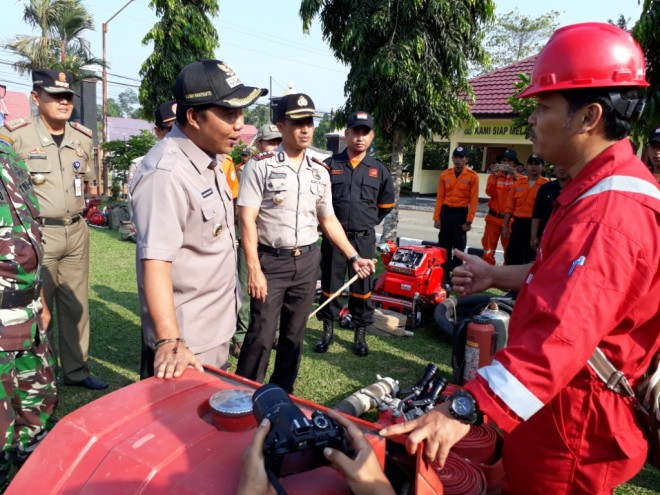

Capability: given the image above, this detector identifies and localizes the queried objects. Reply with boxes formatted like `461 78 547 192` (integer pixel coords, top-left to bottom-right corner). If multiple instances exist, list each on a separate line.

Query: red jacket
466 139 660 458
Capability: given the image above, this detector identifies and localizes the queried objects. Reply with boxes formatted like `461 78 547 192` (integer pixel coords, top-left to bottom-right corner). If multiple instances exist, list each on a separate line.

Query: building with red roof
0 90 31 126
412 56 538 195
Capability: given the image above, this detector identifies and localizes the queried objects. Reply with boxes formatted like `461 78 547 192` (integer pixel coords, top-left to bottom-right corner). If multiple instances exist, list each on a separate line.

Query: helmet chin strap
609 92 646 121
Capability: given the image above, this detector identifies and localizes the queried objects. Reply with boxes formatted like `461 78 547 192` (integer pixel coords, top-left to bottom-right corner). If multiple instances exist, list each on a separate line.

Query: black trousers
505 217 535 265
317 231 375 327
438 206 468 272
236 246 321 393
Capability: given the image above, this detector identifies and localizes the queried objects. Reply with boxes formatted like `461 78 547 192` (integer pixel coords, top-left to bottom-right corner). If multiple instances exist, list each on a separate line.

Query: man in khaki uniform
0 69 106 390
131 60 267 380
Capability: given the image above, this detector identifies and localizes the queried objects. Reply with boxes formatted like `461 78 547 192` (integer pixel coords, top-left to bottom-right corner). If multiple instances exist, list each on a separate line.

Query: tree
139 0 219 120
479 8 559 73
118 89 141 118
4 0 102 79
101 130 156 199
608 14 631 30
313 111 335 149
243 103 271 128
633 0 660 142
300 0 495 239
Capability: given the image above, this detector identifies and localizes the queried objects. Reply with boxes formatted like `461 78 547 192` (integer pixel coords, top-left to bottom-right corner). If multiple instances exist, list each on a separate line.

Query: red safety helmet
519 22 649 98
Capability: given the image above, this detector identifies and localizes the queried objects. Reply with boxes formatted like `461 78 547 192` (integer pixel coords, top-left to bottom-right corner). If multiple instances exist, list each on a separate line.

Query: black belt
40 214 83 226
0 283 42 309
345 230 372 240
488 209 506 219
258 243 315 257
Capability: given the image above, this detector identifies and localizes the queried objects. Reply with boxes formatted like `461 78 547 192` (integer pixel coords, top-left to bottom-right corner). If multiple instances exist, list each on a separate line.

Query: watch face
453 395 473 416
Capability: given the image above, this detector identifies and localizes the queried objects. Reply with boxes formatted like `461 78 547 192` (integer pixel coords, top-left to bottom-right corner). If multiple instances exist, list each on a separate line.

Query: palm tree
5 0 102 79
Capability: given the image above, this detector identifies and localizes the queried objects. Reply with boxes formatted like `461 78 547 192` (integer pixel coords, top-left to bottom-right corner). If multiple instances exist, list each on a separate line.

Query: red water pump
372 240 448 328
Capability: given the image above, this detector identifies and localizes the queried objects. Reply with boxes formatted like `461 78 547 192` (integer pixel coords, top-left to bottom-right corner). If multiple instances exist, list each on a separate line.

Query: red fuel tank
7 369 388 495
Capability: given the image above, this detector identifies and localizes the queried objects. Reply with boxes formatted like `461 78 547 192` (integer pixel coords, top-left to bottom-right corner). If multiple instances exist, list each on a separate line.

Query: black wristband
348 254 361 264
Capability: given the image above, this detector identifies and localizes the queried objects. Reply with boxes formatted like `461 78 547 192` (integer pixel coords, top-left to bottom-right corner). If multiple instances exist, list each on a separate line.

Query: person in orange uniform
481 149 520 264
433 146 479 278
502 154 548 265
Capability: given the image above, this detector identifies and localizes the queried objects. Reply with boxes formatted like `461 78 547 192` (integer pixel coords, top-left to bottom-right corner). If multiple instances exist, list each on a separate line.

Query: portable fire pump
83 196 105 226
371 240 448 329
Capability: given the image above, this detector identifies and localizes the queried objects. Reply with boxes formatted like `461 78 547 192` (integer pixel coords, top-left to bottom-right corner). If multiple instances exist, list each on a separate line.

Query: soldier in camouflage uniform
0 138 57 491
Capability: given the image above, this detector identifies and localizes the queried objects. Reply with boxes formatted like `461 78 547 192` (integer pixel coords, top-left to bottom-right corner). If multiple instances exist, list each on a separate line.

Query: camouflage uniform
0 143 57 490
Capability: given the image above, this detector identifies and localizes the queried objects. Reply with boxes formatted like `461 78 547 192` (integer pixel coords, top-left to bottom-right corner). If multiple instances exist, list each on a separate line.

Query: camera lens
252 383 292 423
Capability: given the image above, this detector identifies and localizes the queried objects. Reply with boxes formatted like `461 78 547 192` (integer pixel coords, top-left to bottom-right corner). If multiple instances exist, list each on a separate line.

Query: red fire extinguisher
463 315 496 382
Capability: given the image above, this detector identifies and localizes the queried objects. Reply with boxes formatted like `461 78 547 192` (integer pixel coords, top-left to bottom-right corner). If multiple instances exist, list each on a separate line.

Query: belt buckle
292 248 302 257
63 217 72 225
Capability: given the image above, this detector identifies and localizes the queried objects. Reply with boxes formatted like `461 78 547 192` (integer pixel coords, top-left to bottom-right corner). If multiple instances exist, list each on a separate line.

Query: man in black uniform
315 111 395 357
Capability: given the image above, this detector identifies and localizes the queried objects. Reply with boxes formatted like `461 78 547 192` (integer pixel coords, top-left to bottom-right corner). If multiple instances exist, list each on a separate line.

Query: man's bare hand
324 410 395 495
451 250 494 296
248 265 268 302
353 258 376 279
154 341 203 379
237 418 275 495
379 402 470 468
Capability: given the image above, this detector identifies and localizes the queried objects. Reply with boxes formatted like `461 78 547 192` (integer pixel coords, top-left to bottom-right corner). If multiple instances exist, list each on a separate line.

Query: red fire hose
434 452 487 495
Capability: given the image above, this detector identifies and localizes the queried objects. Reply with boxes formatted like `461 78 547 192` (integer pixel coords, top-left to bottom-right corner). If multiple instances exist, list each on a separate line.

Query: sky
0 0 645 116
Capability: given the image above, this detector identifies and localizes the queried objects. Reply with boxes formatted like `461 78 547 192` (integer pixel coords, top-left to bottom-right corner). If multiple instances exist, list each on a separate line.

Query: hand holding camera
252 384 352 478
240 384 394 495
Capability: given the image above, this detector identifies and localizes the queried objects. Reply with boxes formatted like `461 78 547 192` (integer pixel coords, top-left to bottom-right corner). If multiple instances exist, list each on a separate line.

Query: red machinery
6 369 444 495
372 240 448 328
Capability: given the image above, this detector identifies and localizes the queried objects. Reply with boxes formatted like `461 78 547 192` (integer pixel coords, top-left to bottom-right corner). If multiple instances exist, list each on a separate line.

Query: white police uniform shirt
237 145 334 248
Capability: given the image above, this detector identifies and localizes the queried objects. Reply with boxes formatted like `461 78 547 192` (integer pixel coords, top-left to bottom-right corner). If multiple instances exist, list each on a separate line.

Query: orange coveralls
481 171 518 264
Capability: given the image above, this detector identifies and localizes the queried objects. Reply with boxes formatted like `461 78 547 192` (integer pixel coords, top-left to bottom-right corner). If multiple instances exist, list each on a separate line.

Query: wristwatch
348 254 361 264
447 390 482 425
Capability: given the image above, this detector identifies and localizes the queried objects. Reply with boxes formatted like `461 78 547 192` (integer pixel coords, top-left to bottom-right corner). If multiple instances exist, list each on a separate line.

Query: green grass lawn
51 227 660 494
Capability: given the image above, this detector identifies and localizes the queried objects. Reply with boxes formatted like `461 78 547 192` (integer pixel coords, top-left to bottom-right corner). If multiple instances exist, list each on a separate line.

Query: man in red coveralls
382 23 660 495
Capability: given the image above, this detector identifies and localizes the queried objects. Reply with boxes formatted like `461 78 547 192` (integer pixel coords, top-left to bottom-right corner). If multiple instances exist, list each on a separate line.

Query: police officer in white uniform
236 94 374 393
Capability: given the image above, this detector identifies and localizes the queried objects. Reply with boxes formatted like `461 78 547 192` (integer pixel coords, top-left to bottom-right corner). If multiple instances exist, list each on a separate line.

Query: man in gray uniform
0 68 106 390
236 93 375 393
131 60 267 380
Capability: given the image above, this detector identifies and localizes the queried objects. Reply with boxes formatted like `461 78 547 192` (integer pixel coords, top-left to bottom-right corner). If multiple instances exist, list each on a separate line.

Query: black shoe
66 376 108 390
354 327 369 357
314 320 334 353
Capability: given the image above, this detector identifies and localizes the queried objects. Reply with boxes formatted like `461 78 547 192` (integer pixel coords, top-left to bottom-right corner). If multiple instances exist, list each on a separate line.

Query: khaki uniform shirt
0 117 94 218
238 146 334 248
130 125 238 353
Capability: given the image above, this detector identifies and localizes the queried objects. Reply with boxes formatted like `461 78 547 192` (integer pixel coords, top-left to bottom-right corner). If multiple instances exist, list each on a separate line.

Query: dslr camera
252 384 351 477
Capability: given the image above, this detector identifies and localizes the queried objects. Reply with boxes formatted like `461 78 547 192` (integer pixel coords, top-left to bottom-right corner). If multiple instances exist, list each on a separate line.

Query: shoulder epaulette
69 121 93 138
3 118 29 132
155 149 178 172
311 157 330 171
0 134 15 148
255 151 275 161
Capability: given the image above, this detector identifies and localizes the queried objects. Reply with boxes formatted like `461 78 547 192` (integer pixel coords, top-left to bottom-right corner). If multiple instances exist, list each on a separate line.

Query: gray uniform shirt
238 146 334 248
130 125 238 353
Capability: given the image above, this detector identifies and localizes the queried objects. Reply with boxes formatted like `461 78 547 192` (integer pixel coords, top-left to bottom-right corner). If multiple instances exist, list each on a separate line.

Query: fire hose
334 365 505 493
